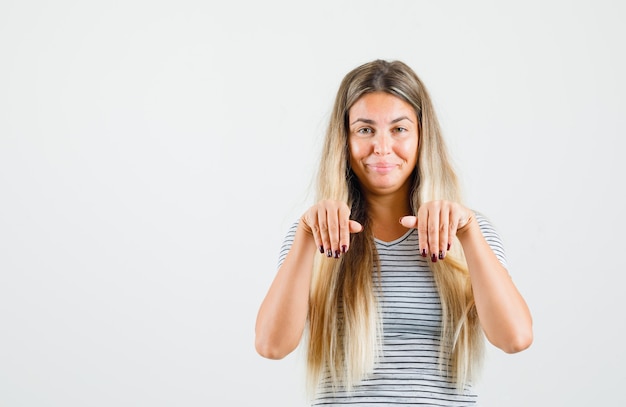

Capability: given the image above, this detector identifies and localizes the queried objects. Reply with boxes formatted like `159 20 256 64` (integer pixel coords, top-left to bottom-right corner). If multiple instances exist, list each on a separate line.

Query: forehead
348 92 416 123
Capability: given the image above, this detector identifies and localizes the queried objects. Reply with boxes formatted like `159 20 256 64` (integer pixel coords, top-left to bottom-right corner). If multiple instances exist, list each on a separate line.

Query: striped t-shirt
278 212 507 406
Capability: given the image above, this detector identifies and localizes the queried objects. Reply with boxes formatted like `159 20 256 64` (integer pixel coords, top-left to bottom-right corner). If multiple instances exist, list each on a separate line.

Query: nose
373 132 391 155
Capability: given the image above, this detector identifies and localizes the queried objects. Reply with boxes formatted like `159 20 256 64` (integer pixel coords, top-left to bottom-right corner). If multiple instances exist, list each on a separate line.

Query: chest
375 234 443 337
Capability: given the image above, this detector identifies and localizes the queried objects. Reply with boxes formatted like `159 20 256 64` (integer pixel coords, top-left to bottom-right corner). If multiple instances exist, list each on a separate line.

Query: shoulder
277 219 300 268
285 219 299 239
472 210 508 269
473 211 499 236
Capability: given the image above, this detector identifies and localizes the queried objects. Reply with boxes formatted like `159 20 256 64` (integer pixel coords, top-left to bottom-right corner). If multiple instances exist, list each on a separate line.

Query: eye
395 126 408 133
355 127 373 136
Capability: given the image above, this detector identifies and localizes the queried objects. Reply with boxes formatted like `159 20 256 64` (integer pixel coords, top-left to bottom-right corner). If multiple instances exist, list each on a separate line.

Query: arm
400 202 533 354
255 201 363 360
254 220 317 360
457 214 533 353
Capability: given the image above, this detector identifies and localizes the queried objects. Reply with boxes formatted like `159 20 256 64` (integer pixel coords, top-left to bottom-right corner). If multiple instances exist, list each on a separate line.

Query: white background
1 1 624 405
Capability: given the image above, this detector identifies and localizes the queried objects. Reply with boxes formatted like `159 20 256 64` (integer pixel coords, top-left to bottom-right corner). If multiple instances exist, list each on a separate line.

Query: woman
255 59 532 405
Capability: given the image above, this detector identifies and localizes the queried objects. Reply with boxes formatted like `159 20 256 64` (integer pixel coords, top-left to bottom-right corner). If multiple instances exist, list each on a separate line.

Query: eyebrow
350 116 414 125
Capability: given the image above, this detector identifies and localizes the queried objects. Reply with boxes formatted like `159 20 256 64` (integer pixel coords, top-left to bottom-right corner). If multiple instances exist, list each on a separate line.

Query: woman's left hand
399 200 474 262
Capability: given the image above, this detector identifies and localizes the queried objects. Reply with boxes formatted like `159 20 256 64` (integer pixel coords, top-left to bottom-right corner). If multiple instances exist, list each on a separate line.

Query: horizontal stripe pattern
278 212 507 406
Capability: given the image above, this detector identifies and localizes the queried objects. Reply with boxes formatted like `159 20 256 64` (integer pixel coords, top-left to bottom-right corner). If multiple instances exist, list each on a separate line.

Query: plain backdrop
1 0 624 406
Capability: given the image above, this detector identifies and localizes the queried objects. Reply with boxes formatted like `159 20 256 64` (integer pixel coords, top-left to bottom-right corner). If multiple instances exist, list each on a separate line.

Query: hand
399 200 474 262
300 200 363 259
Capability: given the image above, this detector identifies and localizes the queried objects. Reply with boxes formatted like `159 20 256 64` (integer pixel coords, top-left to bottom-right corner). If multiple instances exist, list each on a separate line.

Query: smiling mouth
367 163 398 174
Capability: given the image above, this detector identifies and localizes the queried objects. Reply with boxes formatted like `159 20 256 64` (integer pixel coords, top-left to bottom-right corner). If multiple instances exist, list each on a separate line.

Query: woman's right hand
300 200 363 259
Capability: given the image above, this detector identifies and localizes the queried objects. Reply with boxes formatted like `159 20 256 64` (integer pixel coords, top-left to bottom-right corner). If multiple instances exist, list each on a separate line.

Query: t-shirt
278 213 507 406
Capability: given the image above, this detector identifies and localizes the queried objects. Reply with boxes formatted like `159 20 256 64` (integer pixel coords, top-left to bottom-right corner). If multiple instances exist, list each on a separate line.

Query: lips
366 162 399 174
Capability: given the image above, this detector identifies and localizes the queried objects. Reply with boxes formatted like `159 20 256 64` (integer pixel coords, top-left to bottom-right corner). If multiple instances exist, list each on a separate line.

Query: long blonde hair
306 60 483 396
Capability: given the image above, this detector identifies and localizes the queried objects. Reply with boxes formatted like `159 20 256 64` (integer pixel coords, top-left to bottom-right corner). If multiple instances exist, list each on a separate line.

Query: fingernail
334 250 341 259
319 245 324 254
431 254 437 263
438 251 444 260
327 249 333 257
421 249 427 257
342 245 347 253
447 243 451 251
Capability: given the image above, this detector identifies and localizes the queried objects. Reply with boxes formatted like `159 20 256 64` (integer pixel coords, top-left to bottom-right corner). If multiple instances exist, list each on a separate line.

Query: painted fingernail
334 250 341 259
447 243 451 251
319 245 325 254
438 251 444 260
421 249 427 257
342 245 347 253
327 249 333 257
431 254 438 263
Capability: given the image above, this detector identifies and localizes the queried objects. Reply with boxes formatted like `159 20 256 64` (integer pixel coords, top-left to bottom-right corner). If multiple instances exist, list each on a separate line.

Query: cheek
399 139 419 163
348 139 366 161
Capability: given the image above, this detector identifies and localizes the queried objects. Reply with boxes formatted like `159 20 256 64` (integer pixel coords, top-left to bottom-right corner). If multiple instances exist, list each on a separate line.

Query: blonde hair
306 60 483 396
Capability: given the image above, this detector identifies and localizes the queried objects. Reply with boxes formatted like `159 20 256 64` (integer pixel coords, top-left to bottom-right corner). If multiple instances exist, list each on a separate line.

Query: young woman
255 59 532 406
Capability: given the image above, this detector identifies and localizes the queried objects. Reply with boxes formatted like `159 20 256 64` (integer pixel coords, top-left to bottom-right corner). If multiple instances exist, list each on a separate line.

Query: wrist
456 213 477 239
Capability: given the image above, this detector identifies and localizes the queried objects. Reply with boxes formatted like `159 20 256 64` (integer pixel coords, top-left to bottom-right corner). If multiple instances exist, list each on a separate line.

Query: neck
364 188 413 242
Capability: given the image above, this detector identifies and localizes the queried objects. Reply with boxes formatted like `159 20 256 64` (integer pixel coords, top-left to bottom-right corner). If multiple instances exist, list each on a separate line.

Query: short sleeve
277 220 299 269
474 211 509 270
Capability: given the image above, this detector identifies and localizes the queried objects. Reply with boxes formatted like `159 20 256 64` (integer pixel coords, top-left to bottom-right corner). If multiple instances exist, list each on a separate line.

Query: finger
428 206 440 262
317 207 333 257
335 220 364 255
416 208 429 258
330 203 351 258
399 215 418 229
446 221 454 252
326 206 343 258
448 210 460 251
336 205 351 257
438 205 450 260
348 220 363 233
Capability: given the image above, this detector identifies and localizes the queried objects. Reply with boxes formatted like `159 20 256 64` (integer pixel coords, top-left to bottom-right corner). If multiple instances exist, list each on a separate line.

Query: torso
277 213 508 406
311 228 479 406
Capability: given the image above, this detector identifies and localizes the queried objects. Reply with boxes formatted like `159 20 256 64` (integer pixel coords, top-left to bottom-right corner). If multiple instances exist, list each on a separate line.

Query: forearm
458 222 533 353
255 223 316 359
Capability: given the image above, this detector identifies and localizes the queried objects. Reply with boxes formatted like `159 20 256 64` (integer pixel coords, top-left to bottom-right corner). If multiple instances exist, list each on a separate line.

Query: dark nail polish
334 250 341 259
447 243 451 251
319 245 325 254
421 249 427 257
327 249 333 257
342 245 347 253
438 251 444 260
431 254 437 263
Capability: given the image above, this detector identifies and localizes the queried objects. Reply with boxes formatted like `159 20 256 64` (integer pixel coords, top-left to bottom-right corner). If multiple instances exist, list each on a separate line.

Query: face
348 92 419 198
